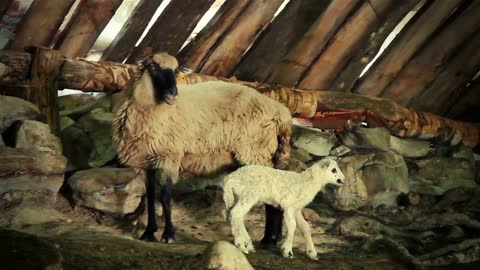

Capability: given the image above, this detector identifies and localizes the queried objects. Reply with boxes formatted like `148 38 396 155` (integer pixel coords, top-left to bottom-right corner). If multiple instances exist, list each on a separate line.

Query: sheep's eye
332 168 337 174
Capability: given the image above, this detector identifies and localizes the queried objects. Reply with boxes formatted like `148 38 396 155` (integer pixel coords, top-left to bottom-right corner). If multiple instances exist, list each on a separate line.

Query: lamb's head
311 159 346 186
137 53 179 105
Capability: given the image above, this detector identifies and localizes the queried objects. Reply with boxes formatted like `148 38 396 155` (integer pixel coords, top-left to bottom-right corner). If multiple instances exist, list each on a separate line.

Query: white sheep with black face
113 53 292 244
223 158 346 260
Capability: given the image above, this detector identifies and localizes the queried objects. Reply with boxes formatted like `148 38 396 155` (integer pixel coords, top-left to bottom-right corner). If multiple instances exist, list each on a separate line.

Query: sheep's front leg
140 169 158 242
230 199 256 253
160 177 175 243
295 210 317 260
281 207 296 259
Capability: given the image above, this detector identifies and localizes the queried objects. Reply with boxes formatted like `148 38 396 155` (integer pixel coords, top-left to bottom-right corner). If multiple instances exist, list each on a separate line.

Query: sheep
223 158 346 260
112 52 292 244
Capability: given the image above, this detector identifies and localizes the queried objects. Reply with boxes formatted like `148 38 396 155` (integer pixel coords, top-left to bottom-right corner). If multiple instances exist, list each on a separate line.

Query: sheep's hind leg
230 199 256 253
160 177 175 243
281 207 296 259
261 204 283 248
140 169 158 242
295 209 317 260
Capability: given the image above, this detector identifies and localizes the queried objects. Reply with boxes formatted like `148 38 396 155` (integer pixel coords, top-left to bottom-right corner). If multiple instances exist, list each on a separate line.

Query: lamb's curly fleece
112 53 292 183
223 158 345 260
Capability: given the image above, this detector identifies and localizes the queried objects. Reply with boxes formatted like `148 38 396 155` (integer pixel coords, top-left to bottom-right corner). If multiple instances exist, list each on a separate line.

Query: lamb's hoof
162 226 175 244
139 232 158 242
282 250 293 259
307 250 318 261
235 241 255 254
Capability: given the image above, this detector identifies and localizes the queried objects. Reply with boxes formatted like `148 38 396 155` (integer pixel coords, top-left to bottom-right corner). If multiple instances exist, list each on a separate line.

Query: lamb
112 52 292 244
223 158 346 260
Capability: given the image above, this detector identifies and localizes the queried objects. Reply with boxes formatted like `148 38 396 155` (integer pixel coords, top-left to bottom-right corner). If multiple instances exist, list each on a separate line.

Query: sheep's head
138 53 179 105
313 159 346 186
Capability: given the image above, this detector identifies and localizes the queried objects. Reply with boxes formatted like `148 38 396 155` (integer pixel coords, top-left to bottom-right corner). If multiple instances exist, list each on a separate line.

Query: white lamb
223 158 346 260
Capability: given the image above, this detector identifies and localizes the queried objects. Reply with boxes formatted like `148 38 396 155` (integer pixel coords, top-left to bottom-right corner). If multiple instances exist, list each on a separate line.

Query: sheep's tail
223 179 235 223
273 122 291 170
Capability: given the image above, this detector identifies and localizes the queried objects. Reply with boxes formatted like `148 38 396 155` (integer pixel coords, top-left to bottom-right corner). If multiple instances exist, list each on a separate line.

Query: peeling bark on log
330 0 420 93
355 0 464 96
126 0 215 63
381 2 480 106
231 0 331 83
55 0 123 58
8 0 75 51
177 0 252 72
100 0 164 62
408 31 480 115
267 0 361 87
197 0 284 77
0 49 479 148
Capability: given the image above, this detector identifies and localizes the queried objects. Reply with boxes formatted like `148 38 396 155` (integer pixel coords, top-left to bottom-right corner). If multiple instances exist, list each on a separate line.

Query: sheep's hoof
161 226 176 244
139 232 158 242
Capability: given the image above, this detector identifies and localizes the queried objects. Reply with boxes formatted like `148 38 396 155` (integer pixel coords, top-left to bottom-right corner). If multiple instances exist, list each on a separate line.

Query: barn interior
0 0 479 269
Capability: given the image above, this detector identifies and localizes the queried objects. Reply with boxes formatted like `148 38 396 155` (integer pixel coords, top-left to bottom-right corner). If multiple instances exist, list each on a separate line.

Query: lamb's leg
160 176 175 243
230 199 256 253
295 209 317 260
140 169 158 242
261 204 284 248
281 207 296 259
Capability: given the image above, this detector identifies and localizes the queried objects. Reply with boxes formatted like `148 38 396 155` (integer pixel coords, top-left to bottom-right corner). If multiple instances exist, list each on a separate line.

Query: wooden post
126 0 215 63
354 0 464 96
231 0 331 83
56 0 123 58
381 2 480 106
8 0 75 51
101 0 164 62
197 0 284 77
296 0 396 90
177 0 252 72
26 46 63 134
266 0 362 87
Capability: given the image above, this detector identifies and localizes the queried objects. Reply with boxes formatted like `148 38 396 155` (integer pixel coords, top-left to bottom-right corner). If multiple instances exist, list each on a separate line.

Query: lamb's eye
175 69 179 75
332 168 337 174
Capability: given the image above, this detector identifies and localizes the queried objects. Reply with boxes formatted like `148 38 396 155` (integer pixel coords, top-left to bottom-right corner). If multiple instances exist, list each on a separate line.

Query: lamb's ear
322 160 331 168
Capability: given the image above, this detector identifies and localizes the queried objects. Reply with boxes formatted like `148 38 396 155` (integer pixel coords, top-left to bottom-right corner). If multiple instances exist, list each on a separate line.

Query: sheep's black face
145 60 178 105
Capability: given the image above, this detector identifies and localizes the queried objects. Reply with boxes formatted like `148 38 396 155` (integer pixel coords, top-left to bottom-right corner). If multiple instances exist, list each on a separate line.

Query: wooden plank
26 46 63 133
297 0 397 90
381 2 480 106
408 31 480 115
177 0 252 72
266 0 361 87
56 0 123 58
0 0 14 20
446 78 480 123
9 0 75 51
355 0 464 96
101 0 164 62
330 0 420 93
231 0 331 83
126 0 214 63
197 0 284 77
0 0 34 49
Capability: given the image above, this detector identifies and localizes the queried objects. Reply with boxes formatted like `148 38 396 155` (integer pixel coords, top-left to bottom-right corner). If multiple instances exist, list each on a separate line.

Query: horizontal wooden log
0 49 478 148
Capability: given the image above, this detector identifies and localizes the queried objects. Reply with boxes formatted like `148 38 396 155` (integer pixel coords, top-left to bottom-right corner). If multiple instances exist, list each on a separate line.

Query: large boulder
292 125 337 156
61 124 94 171
0 95 42 133
58 93 100 111
68 168 145 215
13 120 62 154
410 156 477 195
329 152 409 209
203 241 254 270
77 112 116 167
389 136 431 158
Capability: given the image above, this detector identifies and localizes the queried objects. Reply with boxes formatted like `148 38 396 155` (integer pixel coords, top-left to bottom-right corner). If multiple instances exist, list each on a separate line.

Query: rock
302 208 321 224
58 93 100 111
0 174 64 194
77 113 116 167
61 125 94 171
68 168 145 215
60 116 76 131
410 156 477 195
14 120 62 154
0 136 3 146
292 125 337 156
204 241 254 270
0 146 66 175
330 153 409 210
330 145 351 157
0 95 42 133
389 136 430 158
339 125 390 152
290 147 313 163
0 201 66 227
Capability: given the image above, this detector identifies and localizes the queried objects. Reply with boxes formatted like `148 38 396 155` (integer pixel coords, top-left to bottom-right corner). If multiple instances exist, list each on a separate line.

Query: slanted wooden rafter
0 48 478 149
